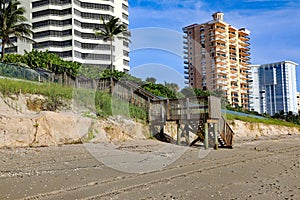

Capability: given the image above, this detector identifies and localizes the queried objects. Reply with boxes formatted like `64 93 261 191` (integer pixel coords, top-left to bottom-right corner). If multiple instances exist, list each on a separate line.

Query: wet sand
0 135 299 200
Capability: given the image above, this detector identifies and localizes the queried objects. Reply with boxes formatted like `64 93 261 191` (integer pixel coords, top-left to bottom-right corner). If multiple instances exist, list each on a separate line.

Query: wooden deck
148 96 234 148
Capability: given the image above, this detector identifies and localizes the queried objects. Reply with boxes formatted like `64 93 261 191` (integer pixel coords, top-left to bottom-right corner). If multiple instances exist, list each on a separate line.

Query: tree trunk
110 38 113 72
110 38 114 94
1 41 5 63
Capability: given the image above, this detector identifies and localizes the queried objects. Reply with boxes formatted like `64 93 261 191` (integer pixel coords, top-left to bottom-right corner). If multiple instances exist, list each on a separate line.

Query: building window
32 8 72 18
122 3 128 11
32 0 71 8
123 50 129 57
49 50 72 58
33 30 72 39
122 13 128 20
123 59 129 66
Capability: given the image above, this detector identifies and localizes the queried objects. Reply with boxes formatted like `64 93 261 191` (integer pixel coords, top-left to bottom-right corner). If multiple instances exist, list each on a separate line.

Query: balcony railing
217 69 227 75
215 37 227 43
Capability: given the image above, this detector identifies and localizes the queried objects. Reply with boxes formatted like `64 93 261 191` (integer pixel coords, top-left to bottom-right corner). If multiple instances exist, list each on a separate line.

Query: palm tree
0 0 32 62
95 16 128 72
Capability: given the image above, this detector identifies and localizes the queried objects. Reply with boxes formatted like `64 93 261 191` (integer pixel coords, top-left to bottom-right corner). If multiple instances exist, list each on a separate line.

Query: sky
127 0 300 91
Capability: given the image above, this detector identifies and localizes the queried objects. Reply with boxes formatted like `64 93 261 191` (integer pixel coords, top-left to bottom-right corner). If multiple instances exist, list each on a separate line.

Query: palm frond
0 0 33 61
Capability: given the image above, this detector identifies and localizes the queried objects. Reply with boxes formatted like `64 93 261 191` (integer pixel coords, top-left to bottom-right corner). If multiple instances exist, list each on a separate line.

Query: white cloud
129 2 212 30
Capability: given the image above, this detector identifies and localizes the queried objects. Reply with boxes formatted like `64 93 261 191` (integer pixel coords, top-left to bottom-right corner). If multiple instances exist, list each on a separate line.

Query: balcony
216 48 227 54
240 70 250 75
184 71 189 74
184 65 189 69
216 32 227 38
183 46 188 50
230 73 238 78
229 47 237 52
239 35 250 41
184 81 189 85
240 79 247 84
215 37 227 43
183 41 188 45
218 76 228 81
230 53 237 57
184 56 188 59
184 60 189 64
231 90 239 96
230 58 237 64
229 32 236 38
240 75 250 81
215 59 226 64
240 67 250 73
217 69 227 75
214 42 227 48
239 41 250 47
183 35 188 39
217 81 227 86
215 26 226 33
184 76 189 79
183 50 188 54
241 84 250 89
239 51 251 57
239 45 250 51
216 53 227 59
241 57 251 61
241 96 250 100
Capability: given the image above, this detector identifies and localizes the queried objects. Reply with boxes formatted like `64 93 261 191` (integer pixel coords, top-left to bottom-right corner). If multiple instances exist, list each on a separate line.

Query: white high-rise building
6 0 130 72
249 61 298 115
248 65 260 112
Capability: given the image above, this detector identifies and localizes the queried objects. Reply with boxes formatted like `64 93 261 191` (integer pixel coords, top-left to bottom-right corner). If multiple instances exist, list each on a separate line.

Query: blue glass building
250 61 298 116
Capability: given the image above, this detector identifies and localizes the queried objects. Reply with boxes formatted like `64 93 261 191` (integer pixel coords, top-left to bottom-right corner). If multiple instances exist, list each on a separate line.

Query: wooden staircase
189 117 234 148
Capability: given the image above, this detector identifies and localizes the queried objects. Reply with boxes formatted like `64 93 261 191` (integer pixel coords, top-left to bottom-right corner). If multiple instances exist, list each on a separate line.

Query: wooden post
160 101 164 122
214 123 219 150
166 99 170 121
186 98 190 120
185 124 190 145
177 121 181 145
160 124 164 135
204 123 208 150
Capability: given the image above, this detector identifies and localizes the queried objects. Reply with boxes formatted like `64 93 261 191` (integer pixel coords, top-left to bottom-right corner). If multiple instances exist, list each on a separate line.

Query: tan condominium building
183 12 251 109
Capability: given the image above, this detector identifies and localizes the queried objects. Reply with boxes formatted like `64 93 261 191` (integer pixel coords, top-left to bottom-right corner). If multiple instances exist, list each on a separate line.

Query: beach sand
0 134 299 200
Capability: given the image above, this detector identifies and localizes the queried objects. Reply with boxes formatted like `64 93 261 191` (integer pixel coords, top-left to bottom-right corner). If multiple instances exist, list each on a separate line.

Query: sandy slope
0 94 148 148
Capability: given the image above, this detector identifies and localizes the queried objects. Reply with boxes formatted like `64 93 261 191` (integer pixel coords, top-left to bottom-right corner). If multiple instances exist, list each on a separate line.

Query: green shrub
225 113 300 128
